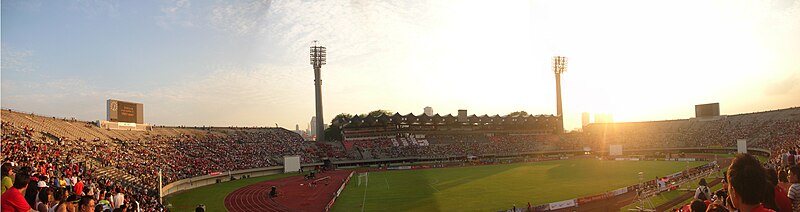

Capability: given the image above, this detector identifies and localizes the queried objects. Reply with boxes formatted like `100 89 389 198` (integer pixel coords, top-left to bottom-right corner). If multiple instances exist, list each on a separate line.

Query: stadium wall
162 164 321 197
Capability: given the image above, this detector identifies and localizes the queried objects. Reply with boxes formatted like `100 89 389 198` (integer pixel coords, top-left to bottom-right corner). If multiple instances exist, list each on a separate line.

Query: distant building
424 106 433 116
581 112 590 128
310 116 317 136
594 113 614 123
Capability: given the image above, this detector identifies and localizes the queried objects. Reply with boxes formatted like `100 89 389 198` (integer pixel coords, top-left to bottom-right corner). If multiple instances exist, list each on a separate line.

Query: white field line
361 173 369 212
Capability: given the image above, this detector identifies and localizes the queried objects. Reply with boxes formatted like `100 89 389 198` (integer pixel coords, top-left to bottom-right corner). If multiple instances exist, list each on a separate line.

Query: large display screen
695 103 720 118
108 99 143 124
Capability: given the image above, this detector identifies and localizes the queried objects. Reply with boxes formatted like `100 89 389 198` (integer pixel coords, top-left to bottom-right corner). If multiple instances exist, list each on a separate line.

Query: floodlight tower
552 56 568 134
310 41 327 142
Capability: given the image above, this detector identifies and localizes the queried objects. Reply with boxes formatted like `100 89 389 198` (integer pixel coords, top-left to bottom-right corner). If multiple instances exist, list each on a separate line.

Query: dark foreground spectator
689 199 706 212
788 165 800 212
727 153 775 212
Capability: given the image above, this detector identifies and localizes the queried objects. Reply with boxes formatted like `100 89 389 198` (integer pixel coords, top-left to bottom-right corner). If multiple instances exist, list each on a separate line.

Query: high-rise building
424 106 433 116
581 112 590 128
594 113 614 123
310 116 317 136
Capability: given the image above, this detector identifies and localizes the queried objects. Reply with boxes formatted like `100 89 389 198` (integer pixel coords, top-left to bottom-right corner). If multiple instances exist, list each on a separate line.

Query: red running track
224 170 352 212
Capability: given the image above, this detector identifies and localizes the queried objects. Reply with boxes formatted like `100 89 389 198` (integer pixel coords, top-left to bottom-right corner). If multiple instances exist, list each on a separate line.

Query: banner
577 193 608 205
609 187 628 196
387 166 412 170
209 172 222 176
530 204 550 212
549 199 576 210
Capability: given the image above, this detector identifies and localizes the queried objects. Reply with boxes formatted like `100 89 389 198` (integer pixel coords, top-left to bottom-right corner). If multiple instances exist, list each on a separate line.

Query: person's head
78 196 96 212
705 202 728 212
66 194 80 212
779 168 789 183
699 178 707 187
766 168 778 186
788 165 800 183
1 162 13 177
690 199 706 212
727 153 768 208
54 188 66 202
13 172 30 189
39 188 54 203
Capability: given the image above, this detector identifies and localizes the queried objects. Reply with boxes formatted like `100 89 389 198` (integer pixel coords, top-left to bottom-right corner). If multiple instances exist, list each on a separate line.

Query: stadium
2 105 799 211
3 1 800 212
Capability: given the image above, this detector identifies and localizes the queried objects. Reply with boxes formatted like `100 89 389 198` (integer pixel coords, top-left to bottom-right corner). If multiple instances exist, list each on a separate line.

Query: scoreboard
107 99 144 124
695 103 720 118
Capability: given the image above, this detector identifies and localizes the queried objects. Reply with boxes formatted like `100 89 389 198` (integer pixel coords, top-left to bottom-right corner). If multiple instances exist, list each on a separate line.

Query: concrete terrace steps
94 166 144 186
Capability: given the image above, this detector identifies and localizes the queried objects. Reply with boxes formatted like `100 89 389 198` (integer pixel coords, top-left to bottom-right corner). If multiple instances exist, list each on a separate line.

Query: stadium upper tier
583 107 800 151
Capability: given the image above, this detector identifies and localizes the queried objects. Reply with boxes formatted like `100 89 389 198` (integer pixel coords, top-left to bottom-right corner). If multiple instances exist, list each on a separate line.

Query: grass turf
163 172 301 212
331 159 707 212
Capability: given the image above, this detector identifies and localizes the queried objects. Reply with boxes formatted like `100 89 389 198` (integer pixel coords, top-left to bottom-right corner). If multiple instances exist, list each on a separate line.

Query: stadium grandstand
2 107 800 211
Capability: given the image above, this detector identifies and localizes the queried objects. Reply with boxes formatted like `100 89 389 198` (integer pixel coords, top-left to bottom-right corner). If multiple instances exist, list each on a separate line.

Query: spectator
36 188 53 212
77 196 95 212
788 165 800 212
2 163 13 194
112 188 124 209
74 178 84 196
766 168 791 212
694 178 711 200
727 153 775 212
706 202 728 212
689 199 706 212
1 172 35 212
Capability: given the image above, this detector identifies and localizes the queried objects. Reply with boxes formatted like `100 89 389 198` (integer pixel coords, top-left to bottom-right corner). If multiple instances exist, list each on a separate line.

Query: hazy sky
2 0 799 131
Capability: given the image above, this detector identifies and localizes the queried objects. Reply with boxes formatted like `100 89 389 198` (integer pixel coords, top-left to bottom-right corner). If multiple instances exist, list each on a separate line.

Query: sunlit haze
2 0 799 130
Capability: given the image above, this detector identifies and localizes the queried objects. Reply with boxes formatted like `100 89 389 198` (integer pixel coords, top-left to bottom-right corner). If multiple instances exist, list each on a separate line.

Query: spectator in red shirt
766 169 791 212
1 172 36 212
73 178 84 196
727 153 775 212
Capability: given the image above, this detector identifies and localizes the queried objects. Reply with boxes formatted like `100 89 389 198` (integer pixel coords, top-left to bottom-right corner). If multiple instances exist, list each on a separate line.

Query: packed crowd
1 120 324 211
584 116 800 151
2 121 162 211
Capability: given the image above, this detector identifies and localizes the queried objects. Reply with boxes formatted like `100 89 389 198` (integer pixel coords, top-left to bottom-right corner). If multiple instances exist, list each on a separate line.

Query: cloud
765 73 800 96
2 0 43 12
1 46 37 73
207 0 272 35
68 0 120 17
156 0 196 29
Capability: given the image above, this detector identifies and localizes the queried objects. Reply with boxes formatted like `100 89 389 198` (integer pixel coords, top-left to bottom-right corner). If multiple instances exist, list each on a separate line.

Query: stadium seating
3 107 799 211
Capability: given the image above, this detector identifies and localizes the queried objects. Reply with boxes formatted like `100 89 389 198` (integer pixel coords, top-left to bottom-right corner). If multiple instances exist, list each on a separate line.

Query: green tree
367 109 392 117
324 124 343 141
507 111 529 117
330 113 353 125
323 110 391 142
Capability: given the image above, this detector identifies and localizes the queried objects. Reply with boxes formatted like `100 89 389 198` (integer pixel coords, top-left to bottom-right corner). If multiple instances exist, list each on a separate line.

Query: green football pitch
331 159 707 212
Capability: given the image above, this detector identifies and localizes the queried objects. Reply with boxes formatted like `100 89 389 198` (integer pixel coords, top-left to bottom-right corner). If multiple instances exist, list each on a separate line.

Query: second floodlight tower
552 56 568 134
310 41 327 142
